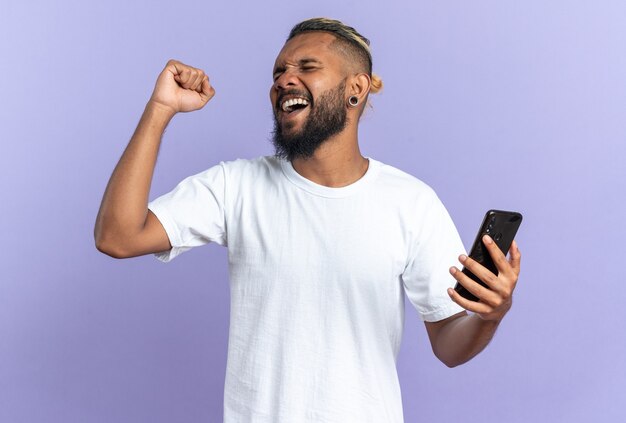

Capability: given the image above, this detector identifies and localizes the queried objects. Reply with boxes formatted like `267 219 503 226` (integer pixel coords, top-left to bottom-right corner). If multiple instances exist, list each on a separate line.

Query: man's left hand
447 235 521 322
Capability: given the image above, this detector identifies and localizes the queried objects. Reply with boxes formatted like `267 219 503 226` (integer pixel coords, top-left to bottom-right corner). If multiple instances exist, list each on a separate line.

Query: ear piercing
348 96 359 107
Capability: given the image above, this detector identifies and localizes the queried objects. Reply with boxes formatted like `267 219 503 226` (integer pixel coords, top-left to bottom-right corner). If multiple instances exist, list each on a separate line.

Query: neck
290 125 369 188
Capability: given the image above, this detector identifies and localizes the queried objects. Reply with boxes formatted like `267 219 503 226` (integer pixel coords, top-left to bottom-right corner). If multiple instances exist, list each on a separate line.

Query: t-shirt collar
280 156 381 198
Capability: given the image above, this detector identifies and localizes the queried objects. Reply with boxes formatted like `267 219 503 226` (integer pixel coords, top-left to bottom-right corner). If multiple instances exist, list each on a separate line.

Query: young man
95 17 521 423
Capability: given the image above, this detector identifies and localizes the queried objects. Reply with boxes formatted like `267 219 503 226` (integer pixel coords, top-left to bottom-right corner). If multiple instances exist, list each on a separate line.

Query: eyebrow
273 58 323 74
298 58 322 65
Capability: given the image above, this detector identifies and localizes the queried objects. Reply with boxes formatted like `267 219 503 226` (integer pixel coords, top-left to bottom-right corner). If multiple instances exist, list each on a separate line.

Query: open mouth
279 97 310 117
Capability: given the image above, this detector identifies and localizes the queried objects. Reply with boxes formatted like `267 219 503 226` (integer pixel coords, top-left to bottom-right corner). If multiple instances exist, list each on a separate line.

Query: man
95 17 521 423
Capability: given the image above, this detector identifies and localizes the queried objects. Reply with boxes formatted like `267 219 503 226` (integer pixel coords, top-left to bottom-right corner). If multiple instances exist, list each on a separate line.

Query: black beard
271 79 348 162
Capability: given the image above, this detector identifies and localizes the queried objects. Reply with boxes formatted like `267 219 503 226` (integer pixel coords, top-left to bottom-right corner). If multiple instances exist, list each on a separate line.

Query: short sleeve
147 161 227 263
401 189 466 322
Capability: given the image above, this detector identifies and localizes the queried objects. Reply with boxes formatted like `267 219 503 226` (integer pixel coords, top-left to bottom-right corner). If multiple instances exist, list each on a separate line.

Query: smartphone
454 210 523 302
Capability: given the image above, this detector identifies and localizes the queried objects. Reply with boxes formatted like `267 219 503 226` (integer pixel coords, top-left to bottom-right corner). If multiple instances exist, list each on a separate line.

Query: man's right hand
149 59 215 114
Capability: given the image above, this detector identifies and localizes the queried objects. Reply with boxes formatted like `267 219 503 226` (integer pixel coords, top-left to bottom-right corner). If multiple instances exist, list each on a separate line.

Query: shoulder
219 155 279 173
173 156 278 189
215 155 282 190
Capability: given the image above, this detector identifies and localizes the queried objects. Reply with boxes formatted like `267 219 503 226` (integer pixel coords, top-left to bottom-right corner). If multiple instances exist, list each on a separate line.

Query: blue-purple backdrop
1 1 625 422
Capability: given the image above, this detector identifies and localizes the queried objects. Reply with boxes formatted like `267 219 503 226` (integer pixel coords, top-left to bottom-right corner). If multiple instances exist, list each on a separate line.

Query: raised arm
94 59 215 258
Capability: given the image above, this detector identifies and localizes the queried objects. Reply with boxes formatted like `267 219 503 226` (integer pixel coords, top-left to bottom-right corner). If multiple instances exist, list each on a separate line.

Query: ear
349 73 371 102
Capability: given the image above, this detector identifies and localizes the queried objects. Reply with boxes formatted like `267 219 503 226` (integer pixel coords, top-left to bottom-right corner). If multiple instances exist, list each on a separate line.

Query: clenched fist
149 59 215 114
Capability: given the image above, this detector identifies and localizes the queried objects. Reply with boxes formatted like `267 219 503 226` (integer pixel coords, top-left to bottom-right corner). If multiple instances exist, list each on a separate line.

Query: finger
200 76 215 100
176 68 190 86
192 72 205 92
482 234 513 276
196 74 207 92
447 287 492 315
171 61 188 81
197 75 208 93
174 73 182 84
458 254 500 291
180 68 198 88
189 70 203 91
166 59 181 77
449 266 500 306
185 69 199 88
202 76 215 98
509 240 521 276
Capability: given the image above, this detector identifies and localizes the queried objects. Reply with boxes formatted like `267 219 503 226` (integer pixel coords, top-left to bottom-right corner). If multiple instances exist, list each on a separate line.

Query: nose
273 68 299 91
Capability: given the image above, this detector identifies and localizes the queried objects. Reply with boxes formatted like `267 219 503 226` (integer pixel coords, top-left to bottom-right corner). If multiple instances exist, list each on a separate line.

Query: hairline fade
286 18 373 77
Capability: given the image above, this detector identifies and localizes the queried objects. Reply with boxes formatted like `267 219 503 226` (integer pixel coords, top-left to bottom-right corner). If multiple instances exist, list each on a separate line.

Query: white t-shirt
147 155 466 423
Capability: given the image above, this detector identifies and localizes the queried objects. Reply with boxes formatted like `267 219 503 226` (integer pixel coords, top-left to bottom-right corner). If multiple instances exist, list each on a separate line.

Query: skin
94 60 213 258
426 235 522 367
95 32 522 368
270 32 371 187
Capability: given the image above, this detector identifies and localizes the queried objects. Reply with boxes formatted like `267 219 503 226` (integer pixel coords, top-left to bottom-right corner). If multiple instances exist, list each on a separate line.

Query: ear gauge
348 96 359 107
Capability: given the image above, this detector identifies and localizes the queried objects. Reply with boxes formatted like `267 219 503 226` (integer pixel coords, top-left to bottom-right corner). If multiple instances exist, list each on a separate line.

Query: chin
282 121 303 136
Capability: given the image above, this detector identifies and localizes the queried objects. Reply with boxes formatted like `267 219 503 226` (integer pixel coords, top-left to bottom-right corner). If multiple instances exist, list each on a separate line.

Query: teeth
281 97 309 112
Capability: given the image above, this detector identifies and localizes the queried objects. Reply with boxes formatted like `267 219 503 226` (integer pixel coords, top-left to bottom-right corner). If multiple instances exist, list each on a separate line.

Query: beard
271 79 348 162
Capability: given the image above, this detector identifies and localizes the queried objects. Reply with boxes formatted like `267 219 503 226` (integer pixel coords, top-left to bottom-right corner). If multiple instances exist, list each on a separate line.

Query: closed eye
273 67 315 80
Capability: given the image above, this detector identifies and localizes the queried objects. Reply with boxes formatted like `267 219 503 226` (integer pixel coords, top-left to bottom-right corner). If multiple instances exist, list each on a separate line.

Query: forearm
94 101 175 247
433 313 501 368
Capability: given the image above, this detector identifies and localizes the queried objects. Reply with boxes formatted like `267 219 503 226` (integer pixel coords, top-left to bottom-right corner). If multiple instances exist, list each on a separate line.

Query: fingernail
483 234 493 244
459 254 467 263
450 267 457 274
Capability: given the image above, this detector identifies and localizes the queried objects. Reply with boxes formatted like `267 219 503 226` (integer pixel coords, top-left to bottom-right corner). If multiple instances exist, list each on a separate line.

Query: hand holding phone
453 210 523 302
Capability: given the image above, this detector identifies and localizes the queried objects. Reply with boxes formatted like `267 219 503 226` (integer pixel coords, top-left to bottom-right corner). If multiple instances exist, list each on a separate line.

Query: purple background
1 1 625 421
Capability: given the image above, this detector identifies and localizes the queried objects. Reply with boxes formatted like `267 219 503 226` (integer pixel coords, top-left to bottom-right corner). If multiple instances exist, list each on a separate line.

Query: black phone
454 209 523 302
